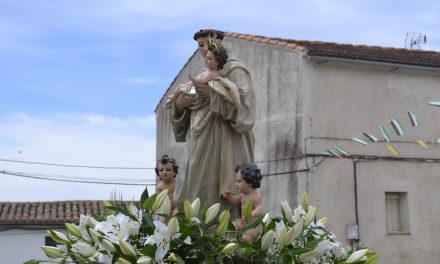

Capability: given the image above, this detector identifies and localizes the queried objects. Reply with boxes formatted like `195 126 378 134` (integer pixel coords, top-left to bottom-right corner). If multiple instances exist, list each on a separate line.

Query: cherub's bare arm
222 190 241 205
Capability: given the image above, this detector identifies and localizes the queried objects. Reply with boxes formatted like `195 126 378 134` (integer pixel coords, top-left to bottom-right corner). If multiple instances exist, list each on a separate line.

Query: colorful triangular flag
352 137 368 145
391 118 405 136
363 132 378 142
386 144 400 156
378 125 391 142
417 140 428 149
407 112 420 127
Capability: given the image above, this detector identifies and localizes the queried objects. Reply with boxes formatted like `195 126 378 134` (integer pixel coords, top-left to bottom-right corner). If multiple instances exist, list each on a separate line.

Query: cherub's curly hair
208 44 228 70
193 29 225 41
235 163 262 188
155 155 179 177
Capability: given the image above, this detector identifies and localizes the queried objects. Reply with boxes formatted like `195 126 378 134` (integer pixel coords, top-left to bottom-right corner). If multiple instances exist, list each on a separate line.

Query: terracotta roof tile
0 200 138 226
225 31 440 68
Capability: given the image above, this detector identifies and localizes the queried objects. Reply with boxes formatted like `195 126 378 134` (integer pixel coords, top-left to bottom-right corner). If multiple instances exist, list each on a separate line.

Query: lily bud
277 224 288 249
261 230 275 252
293 219 304 240
167 252 177 262
280 200 294 222
88 228 100 244
117 258 132 264
41 246 63 258
184 200 193 220
262 213 271 226
319 216 328 225
137 255 153 264
72 242 96 257
216 210 230 236
301 192 309 212
48 230 69 245
101 239 116 253
345 248 368 263
220 242 238 254
152 189 169 213
65 223 82 238
119 240 137 257
168 217 180 236
191 198 201 216
304 206 317 227
285 226 296 245
204 203 220 224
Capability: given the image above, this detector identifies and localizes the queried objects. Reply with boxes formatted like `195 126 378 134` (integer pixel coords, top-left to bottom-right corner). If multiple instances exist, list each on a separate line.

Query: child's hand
223 190 232 198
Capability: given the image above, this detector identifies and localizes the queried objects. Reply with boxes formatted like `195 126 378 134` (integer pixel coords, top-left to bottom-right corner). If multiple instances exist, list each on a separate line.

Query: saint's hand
195 82 210 98
175 93 192 113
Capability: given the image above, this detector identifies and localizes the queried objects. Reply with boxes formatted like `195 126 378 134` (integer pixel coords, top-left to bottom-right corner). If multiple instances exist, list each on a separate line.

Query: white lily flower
261 230 275 252
101 239 116 253
275 221 288 249
216 210 230 236
41 246 64 258
167 252 178 262
72 241 96 257
156 195 171 215
65 223 82 238
48 230 69 245
145 220 181 261
184 200 193 220
280 200 294 222
129 202 142 223
220 242 238 253
301 192 309 212
167 217 180 236
191 197 201 216
120 240 137 257
137 255 153 264
304 206 317 227
293 219 304 241
152 189 169 213
204 203 220 224
316 240 333 253
88 228 100 245
293 206 306 222
262 213 271 226
345 248 368 263
94 213 140 243
117 258 132 264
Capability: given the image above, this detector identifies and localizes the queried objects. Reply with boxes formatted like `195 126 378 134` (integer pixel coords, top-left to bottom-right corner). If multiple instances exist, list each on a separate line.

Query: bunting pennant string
352 137 368 145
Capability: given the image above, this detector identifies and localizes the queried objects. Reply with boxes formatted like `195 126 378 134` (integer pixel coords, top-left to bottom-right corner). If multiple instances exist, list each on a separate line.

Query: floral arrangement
26 191 378 264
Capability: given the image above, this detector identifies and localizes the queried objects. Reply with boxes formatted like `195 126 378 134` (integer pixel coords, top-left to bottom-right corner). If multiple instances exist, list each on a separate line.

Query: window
385 192 410 234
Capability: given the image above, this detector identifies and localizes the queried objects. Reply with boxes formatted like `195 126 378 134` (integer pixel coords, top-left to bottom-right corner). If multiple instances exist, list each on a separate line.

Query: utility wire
0 170 156 186
0 158 154 170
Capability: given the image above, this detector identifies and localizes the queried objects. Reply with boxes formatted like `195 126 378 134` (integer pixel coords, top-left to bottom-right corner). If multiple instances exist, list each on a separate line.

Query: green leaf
140 244 156 256
240 213 265 234
23 260 45 264
243 199 253 223
140 185 150 207
142 193 157 210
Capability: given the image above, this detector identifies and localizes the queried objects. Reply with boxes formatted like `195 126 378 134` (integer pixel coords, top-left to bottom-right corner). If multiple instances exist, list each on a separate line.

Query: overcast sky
1 0 439 201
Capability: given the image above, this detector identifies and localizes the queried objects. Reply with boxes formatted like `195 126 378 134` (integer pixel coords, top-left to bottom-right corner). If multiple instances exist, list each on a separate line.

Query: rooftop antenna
405 32 427 49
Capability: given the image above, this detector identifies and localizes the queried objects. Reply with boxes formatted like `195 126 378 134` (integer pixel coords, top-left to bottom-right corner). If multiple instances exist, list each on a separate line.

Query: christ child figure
223 163 263 243
168 41 228 102
155 154 178 214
